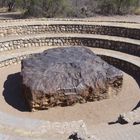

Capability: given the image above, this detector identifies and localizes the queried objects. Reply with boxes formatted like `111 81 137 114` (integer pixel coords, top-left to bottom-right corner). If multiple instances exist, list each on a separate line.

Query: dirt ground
0 11 140 23
0 63 139 127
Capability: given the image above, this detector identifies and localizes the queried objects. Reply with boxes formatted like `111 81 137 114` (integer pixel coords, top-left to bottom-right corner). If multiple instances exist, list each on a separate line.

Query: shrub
0 0 139 17
96 0 140 15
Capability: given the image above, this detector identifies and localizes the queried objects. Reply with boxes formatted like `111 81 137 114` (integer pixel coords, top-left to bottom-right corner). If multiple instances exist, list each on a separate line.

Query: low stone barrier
0 18 139 23
100 55 140 78
0 37 140 56
0 24 140 39
0 54 31 68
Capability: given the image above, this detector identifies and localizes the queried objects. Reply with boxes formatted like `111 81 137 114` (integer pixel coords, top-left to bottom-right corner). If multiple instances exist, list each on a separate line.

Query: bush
25 0 71 18
96 0 140 15
0 0 140 17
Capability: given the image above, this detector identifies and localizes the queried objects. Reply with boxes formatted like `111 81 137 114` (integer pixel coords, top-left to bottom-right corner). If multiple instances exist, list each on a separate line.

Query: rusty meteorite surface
21 47 123 111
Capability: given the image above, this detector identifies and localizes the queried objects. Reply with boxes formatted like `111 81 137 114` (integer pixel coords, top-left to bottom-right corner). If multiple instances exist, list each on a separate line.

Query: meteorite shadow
3 72 30 112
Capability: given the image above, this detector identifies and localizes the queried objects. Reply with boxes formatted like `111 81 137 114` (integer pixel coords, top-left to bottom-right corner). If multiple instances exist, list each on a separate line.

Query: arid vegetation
0 0 140 17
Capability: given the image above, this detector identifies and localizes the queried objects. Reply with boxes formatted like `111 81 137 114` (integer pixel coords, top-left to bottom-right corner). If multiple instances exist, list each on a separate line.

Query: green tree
112 0 139 14
26 0 69 17
97 0 139 15
44 0 67 17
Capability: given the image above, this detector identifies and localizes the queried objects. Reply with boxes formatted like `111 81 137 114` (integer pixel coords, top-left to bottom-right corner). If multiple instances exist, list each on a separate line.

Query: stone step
91 48 140 67
0 21 139 39
0 33 139 57
0 33 139 44
0 18 140 28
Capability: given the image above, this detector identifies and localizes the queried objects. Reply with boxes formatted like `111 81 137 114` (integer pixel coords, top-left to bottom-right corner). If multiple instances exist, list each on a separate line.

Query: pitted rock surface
21 47 123 111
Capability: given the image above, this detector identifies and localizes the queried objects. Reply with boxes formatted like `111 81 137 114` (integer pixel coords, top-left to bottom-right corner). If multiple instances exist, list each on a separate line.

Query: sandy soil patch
0 63 139 127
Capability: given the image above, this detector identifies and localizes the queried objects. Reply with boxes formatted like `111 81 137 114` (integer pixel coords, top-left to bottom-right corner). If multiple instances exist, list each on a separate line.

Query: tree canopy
0 0 139 17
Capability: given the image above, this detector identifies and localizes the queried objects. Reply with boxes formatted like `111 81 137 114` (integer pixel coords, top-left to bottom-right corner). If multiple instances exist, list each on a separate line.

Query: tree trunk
8 0 15 12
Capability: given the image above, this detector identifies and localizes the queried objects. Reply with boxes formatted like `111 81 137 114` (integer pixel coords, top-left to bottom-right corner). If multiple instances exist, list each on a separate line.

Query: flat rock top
21 47 122 95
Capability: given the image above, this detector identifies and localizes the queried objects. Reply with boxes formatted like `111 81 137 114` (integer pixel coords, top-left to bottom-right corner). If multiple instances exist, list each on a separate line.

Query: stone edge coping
0 20 140 29
1 47 140 67
0 17 140 23
0 23 140 41
0 34 139 59
91 48 140 67
0 111 88 138
0 33 140 45
0 34 140 56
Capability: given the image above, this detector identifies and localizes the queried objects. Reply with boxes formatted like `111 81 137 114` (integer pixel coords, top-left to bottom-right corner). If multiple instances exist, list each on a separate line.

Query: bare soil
0 63 139 126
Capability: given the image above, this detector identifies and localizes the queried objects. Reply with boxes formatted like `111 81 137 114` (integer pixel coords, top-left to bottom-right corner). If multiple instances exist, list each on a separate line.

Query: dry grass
0 7 8 13
134 7 140 15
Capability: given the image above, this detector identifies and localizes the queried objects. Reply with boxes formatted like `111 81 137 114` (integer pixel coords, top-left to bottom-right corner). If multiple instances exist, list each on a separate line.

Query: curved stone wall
0 36 140 56
100 55 140 78
0 19 139 86
0 54 30 68
0 19 140 139
0 24 140 39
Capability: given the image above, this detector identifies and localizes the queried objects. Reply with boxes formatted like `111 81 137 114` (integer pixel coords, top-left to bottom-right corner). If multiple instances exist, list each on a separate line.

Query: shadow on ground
0 12 23 19
3 72 30 112
132 101 140 111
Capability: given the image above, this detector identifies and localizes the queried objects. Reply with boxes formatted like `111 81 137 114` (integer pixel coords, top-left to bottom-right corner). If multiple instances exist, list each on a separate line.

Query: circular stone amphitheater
0 16 140 140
